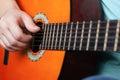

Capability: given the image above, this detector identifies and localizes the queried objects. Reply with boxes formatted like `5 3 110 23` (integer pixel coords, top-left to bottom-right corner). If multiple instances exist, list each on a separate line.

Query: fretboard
32 20 120 52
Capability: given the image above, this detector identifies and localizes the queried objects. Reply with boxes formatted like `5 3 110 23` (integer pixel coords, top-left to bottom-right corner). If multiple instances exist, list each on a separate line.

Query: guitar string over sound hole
31 22 44 53
27 13 48 61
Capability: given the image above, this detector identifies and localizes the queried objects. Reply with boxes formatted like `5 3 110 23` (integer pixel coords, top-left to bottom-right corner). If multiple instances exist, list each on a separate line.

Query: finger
0 34 18 51
0 21 29 51
8 21 33 43
0 39 8 50
21 13 40 33
3 28 29 49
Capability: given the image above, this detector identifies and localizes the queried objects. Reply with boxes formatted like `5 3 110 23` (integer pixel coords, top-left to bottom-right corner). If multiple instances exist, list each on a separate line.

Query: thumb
21 13 40 33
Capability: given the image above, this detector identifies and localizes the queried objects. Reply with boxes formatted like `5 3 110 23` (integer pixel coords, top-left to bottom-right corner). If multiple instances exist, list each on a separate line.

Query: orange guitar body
0 0 70 80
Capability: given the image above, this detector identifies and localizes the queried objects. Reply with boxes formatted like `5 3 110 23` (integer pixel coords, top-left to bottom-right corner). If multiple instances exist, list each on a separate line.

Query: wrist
0 0 20 17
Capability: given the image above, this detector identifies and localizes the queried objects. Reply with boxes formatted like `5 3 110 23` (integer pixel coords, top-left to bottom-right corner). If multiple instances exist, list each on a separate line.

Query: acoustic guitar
0 0 118 80
0 0 70 80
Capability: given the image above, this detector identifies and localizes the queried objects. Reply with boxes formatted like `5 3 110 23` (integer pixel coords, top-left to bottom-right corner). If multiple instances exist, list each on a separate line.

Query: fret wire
63 23 68 50
114 20 120 51
35 20 119 51
51 23 56 49
37 22 118 32
54 23 59 49
86 21 92 51
42 20 118 28
47 23 53 49
44 24 50 49
39 43 42 49
73 22 79 50
35 20 119 35
59 23 64 49
68 22 73 50
94 20 100 51
79 21 85 50
41 24 47 49
103 20 110 51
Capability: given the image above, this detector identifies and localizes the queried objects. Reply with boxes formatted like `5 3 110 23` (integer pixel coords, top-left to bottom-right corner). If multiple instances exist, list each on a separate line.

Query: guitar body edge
0 46 65 80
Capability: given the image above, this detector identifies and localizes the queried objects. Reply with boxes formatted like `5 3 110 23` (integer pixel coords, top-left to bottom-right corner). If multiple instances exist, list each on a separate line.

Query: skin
0 0 40 51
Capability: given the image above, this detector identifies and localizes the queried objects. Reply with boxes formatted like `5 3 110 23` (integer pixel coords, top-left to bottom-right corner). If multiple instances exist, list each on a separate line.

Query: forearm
0 0 20 17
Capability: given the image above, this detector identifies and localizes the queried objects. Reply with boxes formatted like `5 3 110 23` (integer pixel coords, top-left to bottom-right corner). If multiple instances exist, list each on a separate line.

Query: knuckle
21 45 27 49
20 42 27 47
6 44 12 49
15 33 23 41
0 21 10 30
9 40 17 46
27 36 32 41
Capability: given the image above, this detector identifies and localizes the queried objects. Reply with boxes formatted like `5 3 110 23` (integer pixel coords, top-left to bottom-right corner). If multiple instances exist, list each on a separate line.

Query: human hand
0 9 40 51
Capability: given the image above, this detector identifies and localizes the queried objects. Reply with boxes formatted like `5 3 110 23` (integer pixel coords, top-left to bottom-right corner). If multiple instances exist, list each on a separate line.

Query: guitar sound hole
36 22 43 29
31 22 43 52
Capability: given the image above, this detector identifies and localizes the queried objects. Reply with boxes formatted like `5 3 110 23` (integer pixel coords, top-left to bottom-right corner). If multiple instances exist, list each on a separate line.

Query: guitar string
31 31 117 46
31 46 117 51
38 20 119 26
30 25 117 35
32 30 117 36
23 20 118 35
33 20 118 32
31 36 117 45
30 20 119 47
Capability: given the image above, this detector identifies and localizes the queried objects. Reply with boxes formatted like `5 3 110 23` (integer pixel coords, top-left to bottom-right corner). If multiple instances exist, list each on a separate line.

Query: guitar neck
32 20 120 52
